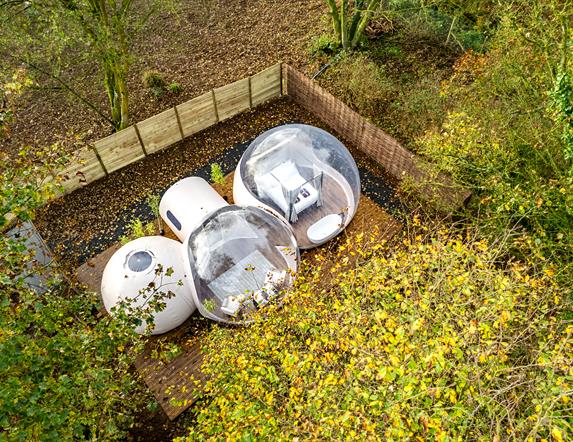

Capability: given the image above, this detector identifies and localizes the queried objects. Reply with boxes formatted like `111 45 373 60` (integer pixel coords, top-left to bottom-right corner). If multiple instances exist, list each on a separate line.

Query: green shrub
376 0 492 52
142 70 167 98
146 193 163 233
308 33 339 56
120 218 156 244
0 69 33 139
326 54 393 117
0 284 148 440
142 70 166 89
417 6 573 268
203 299 216 313
168 82 182 95
0 150 149 440
323 52 449 146
142 72 183 98
180 231 572 441
210 163 225 186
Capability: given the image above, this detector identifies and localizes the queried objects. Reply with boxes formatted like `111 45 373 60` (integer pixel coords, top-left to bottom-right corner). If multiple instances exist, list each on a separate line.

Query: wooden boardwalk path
76 225 207 420
134 324 207 420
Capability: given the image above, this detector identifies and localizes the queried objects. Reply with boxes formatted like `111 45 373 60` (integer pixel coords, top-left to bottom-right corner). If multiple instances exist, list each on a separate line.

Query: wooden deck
292 175 353 249
77 243 121 292
135 323 208 420
76 175 402 421
76 225 209 420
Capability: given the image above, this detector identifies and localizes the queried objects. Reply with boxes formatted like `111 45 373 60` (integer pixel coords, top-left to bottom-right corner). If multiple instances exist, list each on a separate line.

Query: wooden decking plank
76 243 121 292
75 179 402 421
136 344 206 420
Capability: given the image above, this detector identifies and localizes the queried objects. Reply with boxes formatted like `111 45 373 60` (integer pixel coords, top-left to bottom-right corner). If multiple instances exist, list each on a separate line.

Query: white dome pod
160 177 228 242
101 236 195 335
233 124 361 249
183 205 299 324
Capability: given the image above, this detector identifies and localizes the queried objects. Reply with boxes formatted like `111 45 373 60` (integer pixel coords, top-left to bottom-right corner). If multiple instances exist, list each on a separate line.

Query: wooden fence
55 62 468 210
56 64 282 195
283 65 470 209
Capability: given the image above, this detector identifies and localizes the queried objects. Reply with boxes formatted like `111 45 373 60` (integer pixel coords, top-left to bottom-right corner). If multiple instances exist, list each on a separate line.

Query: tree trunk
118 69 129 130
326 0 341 45
348 0 365 43
340 0 349 50
350 0 381 48
325 0 381 50
103 59 129 131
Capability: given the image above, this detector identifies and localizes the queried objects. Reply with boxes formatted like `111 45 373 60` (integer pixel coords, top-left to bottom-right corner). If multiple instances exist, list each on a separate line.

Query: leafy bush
324 53 448 144
142 71 183 99
146 193 160 218
142 70 166 89
1 69 33 139
308 33 339 56
203 299 216 313
168 82 182 95
0 283 147 440
210 163 225 186
120 217 156 245
326 54 393 116
0 149 148 440
417 4 573 267
142 70 167 99
550 67 573 168
376 0 493 52
180 230 571 440
146 193 163 234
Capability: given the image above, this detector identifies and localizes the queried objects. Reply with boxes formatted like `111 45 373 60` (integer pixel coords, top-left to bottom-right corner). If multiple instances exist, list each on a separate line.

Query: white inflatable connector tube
160 177 228 242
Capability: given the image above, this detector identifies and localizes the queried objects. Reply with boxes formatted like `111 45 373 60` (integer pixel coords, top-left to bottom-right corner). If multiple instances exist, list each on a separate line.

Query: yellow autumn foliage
180 231 572 441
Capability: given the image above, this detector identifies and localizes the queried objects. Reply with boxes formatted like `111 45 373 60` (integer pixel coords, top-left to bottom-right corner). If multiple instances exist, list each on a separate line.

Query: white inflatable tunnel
159 177 228 242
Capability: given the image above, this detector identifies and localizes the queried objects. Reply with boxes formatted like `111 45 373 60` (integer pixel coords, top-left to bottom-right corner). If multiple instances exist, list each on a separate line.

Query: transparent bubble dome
184 205 299 323
235 124 361 248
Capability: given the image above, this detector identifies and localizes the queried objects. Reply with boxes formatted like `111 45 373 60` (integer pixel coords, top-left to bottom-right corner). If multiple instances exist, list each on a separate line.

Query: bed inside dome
233 124 360 248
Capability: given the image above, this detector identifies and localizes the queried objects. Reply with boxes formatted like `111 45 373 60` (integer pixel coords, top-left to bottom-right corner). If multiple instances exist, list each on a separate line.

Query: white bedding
255 160 319 216
207 250 273 301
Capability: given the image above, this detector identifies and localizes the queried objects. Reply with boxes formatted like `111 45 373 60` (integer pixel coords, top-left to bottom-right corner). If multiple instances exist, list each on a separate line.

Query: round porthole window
126 250 153 272
101 237 195 335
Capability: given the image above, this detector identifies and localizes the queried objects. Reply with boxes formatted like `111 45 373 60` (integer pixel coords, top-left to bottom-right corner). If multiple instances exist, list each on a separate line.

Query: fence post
211 89 220 122
133 124 148 156
173 106 186 140
92 145 109 176
248 76 253 109
279 62 284 97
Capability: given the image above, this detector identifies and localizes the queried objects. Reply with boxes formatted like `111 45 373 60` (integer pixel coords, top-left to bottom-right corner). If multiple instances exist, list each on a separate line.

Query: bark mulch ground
1 0 326 156
35 97 406 272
